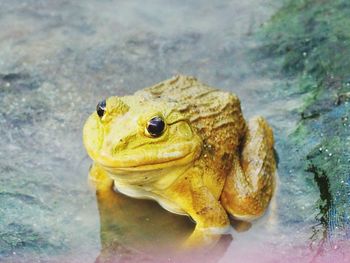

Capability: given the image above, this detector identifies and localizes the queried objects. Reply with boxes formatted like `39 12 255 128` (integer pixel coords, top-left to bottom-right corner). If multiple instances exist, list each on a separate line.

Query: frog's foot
183 225 231 248
221 116 276 221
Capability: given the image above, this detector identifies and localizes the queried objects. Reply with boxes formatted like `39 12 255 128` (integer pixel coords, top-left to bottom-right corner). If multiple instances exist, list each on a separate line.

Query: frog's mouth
83 110 202 173
94 142 200 172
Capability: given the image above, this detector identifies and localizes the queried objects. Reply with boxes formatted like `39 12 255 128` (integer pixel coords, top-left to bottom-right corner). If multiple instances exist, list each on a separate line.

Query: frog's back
136 75 246 152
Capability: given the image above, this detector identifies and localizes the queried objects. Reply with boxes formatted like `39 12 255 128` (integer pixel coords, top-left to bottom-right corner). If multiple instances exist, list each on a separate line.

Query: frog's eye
96 99 106 118
146 116 165 137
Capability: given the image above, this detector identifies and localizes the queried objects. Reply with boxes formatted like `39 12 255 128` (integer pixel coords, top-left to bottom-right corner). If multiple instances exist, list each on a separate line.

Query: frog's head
83 96 202 174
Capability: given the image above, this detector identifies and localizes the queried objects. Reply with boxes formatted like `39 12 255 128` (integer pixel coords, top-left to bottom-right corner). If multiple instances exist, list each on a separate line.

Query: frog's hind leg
221 116 276 221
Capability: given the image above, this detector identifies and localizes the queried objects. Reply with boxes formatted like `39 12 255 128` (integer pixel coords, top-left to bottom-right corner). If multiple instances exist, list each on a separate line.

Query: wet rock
260 0 350 243
0 73 41 93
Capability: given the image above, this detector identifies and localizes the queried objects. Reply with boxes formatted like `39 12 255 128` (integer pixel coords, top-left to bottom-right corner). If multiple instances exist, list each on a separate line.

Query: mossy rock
259 0 350 241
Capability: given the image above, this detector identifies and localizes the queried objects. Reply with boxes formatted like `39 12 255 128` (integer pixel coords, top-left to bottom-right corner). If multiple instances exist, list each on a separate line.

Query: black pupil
96 100 106 117
147 117 165 137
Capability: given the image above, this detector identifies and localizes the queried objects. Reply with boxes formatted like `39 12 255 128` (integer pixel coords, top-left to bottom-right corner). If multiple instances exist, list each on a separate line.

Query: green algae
261 0 350 109
259 0 350 241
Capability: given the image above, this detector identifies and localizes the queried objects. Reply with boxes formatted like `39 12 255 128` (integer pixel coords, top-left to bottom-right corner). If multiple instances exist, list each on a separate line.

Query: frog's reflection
92 172 232 263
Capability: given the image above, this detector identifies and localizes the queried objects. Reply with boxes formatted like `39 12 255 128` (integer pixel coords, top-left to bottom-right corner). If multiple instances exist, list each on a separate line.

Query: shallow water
0 0 349 262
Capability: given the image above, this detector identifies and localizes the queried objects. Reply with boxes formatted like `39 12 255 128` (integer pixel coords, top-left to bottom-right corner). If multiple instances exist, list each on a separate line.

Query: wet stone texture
0 0 349 262
259 0 350 245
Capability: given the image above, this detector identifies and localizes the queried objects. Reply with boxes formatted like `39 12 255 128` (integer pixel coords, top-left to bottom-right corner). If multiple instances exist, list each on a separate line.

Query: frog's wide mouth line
96 149 198 172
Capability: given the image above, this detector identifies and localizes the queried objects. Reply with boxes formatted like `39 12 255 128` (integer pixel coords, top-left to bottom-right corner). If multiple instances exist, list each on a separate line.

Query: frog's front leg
164 168 230 246
221 116 276 221
88 163 114 191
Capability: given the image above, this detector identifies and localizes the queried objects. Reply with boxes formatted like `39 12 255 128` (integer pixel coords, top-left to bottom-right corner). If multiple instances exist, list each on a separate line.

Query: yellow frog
83 75 276 245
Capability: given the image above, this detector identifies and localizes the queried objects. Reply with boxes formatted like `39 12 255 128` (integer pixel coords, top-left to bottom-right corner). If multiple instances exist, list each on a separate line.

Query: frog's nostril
96 99 106 118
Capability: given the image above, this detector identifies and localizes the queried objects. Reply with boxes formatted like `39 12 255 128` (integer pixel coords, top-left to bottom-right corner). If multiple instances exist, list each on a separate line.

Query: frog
83 75 276 245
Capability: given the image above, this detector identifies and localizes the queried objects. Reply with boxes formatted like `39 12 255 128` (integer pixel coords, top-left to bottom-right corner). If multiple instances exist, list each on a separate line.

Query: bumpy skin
83 75 276 245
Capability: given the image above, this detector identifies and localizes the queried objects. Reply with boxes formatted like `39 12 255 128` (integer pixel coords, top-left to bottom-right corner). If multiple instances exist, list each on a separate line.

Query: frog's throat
106 162 191 189
109 163 192 216
113 182 188 216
